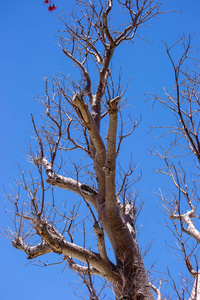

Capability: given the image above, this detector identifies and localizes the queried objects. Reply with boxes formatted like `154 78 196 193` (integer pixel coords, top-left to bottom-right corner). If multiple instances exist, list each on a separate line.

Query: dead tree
152 36 200 299
6 1 200 299
4 0 163 299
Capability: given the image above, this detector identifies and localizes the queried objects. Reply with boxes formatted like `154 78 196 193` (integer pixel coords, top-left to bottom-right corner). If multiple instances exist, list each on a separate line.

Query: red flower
44 0 50 3
48 4 57 11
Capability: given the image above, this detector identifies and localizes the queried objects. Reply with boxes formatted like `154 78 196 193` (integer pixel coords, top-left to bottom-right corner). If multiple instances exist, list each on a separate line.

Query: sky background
1 0 200 299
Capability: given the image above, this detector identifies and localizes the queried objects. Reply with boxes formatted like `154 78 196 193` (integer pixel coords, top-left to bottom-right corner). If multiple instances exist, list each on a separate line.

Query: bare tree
4 0 163 299
151 35 200 299
6 0 200 299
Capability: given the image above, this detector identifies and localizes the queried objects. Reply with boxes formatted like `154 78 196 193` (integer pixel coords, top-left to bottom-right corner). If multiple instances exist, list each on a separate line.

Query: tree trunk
101 209 154 299
189 272 200 300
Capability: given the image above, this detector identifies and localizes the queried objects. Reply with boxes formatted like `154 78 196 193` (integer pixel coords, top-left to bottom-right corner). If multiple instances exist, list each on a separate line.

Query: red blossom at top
48 4 57 11
44 0 50 3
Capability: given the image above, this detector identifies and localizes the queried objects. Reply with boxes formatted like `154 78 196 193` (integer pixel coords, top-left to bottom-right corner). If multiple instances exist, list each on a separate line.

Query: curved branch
115 12 139 46
164 38 200 163
34 220 118 280
149 282 162 300
65 118 91 155
61 47 93 100
102 0 114 47
170 210 200 243
66 256 101 276
12 237 53 259
72 93 106 168
37 156 97 208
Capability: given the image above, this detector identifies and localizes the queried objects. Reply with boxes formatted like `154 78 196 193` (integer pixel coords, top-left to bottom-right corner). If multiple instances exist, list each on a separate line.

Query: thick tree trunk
112 261 154 300
100 209 154 299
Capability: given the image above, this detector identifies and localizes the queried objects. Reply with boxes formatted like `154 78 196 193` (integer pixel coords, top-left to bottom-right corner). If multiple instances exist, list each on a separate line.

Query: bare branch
37 156 98 208
12 237 53 259
72 94 106 168
93 222 109 263
170 210 200 244
105 96 120 212
65 256 101 276
149 282 162 300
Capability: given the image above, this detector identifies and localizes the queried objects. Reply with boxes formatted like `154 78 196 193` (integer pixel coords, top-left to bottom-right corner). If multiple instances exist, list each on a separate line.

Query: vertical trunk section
101 209 154 300
189 272 200 300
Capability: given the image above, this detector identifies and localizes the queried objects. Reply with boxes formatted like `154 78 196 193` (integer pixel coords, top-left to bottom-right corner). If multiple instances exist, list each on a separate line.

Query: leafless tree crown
4 1 200 299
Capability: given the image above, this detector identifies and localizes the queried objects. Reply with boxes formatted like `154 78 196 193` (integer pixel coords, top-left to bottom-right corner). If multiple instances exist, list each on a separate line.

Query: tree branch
149 282 162 300
34 220 117 280
105 96 120 212
65 256 101 276
170 210 200 244
93 222 109 263
36 156 97 208
102 0 114 47
62 47 93 100
72 93 106 169
12 237 53 259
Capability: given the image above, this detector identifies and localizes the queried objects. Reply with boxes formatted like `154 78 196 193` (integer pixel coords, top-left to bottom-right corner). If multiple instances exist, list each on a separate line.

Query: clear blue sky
1 1 200 299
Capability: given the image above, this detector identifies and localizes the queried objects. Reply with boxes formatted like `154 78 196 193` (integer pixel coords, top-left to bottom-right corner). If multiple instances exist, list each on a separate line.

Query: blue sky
1 0 200 299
